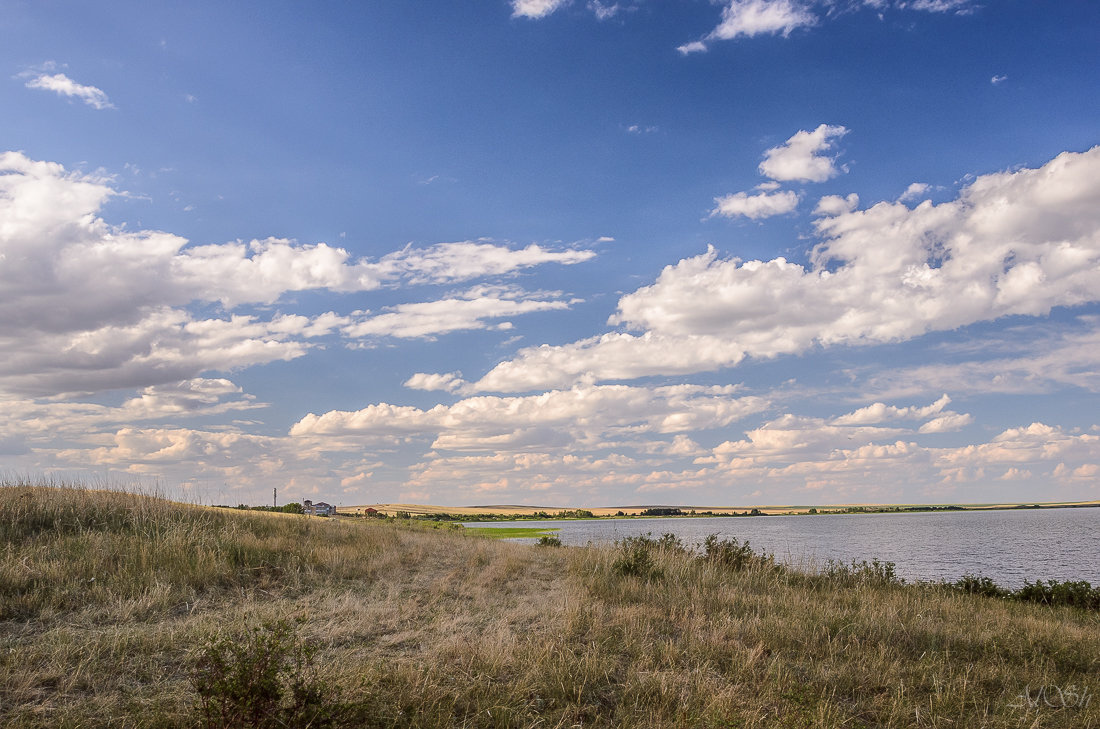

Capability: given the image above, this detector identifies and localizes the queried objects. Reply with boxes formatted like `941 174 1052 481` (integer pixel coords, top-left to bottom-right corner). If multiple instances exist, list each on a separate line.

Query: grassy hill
2 481 1097 727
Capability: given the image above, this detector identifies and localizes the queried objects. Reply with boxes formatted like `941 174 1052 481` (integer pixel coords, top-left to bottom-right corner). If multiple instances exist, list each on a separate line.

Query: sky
2 0 1099 508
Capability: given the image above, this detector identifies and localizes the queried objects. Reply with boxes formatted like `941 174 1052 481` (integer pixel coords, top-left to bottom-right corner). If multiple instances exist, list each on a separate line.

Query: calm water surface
464 507 1100 587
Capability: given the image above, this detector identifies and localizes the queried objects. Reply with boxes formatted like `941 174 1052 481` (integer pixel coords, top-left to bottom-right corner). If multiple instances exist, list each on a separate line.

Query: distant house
303 499 336 517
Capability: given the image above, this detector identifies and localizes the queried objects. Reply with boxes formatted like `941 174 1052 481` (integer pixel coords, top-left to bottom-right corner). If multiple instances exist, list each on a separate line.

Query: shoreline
340 499 1100 519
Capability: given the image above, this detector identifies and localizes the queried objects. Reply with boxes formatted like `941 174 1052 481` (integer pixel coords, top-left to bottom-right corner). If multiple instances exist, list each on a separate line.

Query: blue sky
2 0 1099 507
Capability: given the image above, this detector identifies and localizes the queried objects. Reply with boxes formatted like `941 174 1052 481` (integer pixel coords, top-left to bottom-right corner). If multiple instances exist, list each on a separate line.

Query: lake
464 507 1100 588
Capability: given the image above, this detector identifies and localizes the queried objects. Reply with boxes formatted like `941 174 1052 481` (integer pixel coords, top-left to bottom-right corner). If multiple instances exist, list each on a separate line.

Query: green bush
536 535 563 547
191 619 335 729
699 534 768 571
823 558 903 586
612 535 664 580
951 574 1009 598
1017 579 1100 609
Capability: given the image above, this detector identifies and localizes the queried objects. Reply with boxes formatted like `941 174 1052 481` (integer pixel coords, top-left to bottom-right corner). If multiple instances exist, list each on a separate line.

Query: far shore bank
339 499 1100 519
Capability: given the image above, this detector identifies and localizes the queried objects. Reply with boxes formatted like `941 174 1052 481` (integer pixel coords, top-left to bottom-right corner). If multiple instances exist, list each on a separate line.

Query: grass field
3 480 1098 728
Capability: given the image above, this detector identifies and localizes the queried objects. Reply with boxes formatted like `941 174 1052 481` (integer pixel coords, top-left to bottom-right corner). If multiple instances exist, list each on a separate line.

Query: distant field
341 500 1100 517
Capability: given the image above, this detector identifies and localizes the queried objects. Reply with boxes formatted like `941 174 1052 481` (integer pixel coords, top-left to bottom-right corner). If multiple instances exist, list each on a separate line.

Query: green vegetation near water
3 480 1099 728
460 526 560 539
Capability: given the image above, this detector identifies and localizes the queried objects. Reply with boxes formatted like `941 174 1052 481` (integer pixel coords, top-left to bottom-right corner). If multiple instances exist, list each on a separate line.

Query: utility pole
273 487 277 509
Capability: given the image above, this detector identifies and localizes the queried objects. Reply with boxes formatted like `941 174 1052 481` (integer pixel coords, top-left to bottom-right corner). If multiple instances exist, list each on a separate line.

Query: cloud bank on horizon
1 0 1098 507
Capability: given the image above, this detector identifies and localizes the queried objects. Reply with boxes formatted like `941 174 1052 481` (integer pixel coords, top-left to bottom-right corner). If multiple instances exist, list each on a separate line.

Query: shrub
823 558 903 586
191 619 335 729
536 535 563 547
699 534 770 572
609 533 691 580
951 574 1009 598
1017 579 1100 610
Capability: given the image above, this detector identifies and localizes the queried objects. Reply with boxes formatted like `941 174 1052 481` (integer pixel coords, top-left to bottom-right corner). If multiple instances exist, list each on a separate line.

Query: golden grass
3 481 1098 728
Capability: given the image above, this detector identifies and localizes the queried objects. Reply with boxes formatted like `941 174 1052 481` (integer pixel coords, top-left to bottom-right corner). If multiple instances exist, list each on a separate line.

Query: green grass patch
461 526 560 539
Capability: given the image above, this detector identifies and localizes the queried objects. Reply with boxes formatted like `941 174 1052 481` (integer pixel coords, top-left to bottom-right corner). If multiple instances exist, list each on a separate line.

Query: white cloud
814 193 860 216
472 331 750 392
689 414 1100 499
897 182 930 203
703 412 911 462
471 146 1100 392
937 423 1100 475
0 152 595 396
905 0 974 13
677 41 709 55
291 383 768 449
0 378 261 447
24 71 114 110
373 240 595 285
918 412 974 433
860 319 1100 398
0 307 337 397
832 394 951 425
991 74 1008 85
512 0 570 19
679 0 816 52
404 372 466 393
342 286 573 340
710 0 816 40
759 124 849 182
588 1 620 20
711 189 800 220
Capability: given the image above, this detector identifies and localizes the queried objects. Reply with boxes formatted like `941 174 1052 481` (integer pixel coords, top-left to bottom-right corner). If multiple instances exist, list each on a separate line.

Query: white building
302 499 336 516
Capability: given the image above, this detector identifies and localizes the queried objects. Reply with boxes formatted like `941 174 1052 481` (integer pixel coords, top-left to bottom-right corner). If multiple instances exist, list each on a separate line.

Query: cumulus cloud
759 124 849 182
342 286 574 340
404 372 467 393
936 423 1100 481
0 308 338 397
918 412 974 433
0 152 595 396
0 378 260 445
709 0 816 40
832 394 952 425
473 331 750 392
711 189 800 220
677 41 709 55
291 383 768 450
682 0 816 51
512 0 570 19
687 413 1100 499
897 182 930 203
24 71 114 109
371 241 594 285
468 146 1100 393
814 193 859 216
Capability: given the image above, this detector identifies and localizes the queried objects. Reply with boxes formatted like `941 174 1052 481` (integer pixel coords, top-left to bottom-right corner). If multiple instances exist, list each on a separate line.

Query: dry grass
2 481 1098 728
